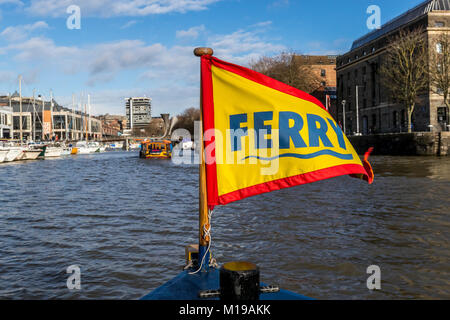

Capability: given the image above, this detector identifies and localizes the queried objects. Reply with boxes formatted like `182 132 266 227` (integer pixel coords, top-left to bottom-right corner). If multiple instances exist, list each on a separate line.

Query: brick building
296 55 338 119
97 114 127 137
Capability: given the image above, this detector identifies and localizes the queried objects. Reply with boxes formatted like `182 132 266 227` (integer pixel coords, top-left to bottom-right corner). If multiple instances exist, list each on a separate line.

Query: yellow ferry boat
139 140 172 159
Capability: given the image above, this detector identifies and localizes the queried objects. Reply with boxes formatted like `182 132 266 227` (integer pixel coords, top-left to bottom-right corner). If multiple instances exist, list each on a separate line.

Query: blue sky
0 0 426 116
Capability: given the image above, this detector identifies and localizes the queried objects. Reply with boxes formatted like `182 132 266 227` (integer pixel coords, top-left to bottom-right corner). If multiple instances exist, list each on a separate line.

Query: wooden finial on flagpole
194 47 213 271
194 47 213 57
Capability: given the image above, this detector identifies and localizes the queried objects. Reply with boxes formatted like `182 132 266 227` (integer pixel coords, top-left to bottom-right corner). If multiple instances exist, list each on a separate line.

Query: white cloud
269 0 289 8
250 21 272 28
0 21 48 41
0 0 24 5
120 20 138 29
0 70 16 83
209 27 285 65
304 38 352 55
176 25 205 39
0 20 284 116
23 0 220 17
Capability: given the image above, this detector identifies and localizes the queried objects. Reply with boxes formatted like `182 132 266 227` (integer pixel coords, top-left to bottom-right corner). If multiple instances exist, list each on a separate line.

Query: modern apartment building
125 97 152 129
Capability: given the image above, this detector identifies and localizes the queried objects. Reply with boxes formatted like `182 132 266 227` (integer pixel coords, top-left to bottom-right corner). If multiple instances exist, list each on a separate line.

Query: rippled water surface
0 152 449 299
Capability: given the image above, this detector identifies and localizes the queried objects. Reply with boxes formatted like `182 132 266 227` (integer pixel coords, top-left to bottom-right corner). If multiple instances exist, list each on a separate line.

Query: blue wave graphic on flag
242 150 354 161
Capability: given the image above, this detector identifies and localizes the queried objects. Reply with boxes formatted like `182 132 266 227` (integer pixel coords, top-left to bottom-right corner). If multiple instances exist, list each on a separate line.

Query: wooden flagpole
194 47 213 271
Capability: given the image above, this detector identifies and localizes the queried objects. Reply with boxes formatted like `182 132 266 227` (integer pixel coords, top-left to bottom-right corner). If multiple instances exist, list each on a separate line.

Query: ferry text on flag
200 55 374 209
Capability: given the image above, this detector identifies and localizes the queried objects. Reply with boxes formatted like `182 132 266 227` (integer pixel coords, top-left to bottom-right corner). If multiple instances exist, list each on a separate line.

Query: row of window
0 113 11 126
339 47 377 66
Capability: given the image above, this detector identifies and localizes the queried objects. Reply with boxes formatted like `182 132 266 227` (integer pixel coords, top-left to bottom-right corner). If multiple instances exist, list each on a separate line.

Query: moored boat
4 148 23 162
44 146 63 158
22 149 42 160
0 150 8 163
61 147 72 156
76 141 98 154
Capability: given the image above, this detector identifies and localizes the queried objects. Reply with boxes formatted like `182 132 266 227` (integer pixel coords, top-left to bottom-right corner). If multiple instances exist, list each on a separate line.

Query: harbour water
0 152 449 299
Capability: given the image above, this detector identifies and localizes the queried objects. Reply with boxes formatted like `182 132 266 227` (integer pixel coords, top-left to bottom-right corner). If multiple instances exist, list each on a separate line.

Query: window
393 111 398 128
321 81 326 86
436 42 443 54
321 69 326 77
435 21 445 27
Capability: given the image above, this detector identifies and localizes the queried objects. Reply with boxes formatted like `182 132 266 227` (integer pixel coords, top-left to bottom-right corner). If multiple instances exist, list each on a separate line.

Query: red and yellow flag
200 55 373 208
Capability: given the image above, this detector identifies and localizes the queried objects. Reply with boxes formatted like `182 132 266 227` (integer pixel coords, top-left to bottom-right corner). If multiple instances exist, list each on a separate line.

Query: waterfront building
125 97 152 129
336 0 450 135
97 114 127 137
295 55 338 119
0 94 102 141
0 101 13 139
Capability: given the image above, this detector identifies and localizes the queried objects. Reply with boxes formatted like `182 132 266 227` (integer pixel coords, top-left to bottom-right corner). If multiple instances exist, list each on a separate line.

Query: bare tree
172 107 200 135
249 51 321 93
429 31 450 109
380 28 429 133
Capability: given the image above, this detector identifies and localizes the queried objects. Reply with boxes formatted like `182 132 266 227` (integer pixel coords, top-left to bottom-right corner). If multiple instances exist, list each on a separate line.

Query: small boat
0 150 8 163
181 139 194 150
22 149 42 160
44 146 63 158
130 143 141 150
0 144 24 161
61 147 72 156
108 142 123 150
5 148 23 162
76 141 98 154
88 141 104 153
139 140 172 159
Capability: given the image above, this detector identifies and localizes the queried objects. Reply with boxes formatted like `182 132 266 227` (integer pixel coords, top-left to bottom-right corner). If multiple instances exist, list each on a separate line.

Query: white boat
88 141 101 153
0 150 8 163
181 140 194 150
61 147 72 156
44 146 63 158
76 141 98 154
106 142 124 151
130 143 141 150
0 142 24 162
4 148 23 162
22 149 42 160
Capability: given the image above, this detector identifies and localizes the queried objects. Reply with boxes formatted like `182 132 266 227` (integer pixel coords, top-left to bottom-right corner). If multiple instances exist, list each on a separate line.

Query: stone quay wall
348 132 450 156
